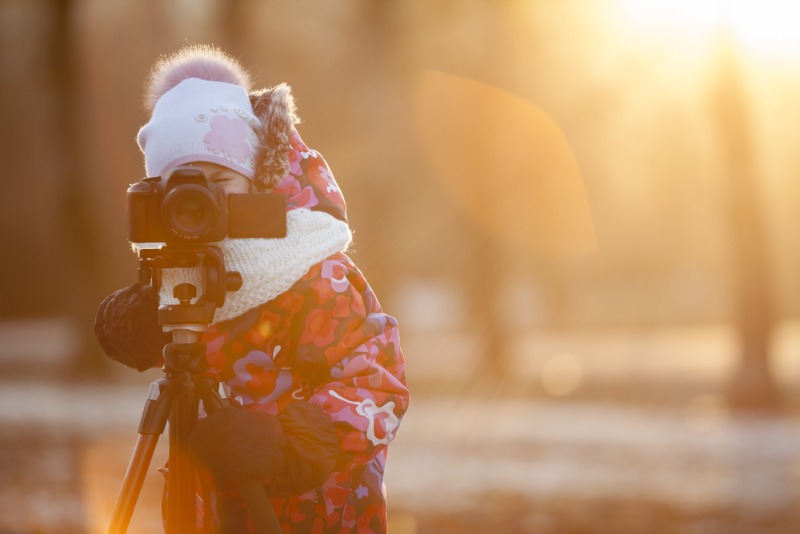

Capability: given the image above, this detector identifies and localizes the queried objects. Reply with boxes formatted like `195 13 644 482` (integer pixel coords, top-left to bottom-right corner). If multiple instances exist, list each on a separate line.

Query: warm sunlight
8 1 800 531
619 0 800 58
414 70 597 258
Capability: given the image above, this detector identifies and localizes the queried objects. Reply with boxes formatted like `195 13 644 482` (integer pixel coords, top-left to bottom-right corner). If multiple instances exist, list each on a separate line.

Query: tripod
106 246 281 534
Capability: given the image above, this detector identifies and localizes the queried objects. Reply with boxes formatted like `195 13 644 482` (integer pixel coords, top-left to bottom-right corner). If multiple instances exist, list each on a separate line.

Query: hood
248 84 348 224
273 129 348 223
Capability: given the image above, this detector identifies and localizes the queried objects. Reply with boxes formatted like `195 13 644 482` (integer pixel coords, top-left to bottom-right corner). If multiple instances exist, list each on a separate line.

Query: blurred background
3 0 800 532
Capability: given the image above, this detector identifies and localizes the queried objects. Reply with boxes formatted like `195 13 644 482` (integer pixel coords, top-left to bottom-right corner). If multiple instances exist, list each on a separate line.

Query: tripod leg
108 380 171 534
107 434 161 534
167 379 199 534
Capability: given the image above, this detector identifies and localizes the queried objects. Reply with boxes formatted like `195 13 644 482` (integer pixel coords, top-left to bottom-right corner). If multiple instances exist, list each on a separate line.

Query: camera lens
176 198 204 225
161 184 218 241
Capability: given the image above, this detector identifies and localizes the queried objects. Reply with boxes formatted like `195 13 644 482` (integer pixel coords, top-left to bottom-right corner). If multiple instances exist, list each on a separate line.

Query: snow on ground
386 396 800 515
1 381 799 532
2 318 800 531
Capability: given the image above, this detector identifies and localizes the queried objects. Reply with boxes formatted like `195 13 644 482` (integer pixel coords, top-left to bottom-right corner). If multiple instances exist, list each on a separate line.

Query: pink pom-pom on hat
137 45 261 180
143 45 252 112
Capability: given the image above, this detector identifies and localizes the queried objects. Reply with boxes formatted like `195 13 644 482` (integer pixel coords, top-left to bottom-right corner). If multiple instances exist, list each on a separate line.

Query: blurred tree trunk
220 0 246 52
714 31 781 411
469 232 507 381
353 0 408 301
51 0 107 377
472 5 510 383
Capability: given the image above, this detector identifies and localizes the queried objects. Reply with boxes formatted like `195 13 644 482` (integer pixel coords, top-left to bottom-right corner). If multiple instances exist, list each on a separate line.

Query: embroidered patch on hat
204 115 254 164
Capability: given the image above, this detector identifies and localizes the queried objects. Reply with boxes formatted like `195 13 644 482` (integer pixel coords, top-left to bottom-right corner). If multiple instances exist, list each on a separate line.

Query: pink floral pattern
273 130 348 222
193 255 407 532
204 115 253 164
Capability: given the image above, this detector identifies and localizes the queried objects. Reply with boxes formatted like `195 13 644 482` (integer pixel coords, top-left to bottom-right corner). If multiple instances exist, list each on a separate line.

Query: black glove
189 403 339 494
275 402 338 495
189 406 288 482
94 283 170 371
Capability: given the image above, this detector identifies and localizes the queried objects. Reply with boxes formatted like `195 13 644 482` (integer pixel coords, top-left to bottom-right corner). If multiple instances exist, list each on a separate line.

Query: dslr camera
127 166 286 244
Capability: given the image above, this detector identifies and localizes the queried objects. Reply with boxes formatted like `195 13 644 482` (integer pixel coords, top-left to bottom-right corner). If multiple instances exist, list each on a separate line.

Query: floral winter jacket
193 131 408 533
199 251 407 533
99 128 408 533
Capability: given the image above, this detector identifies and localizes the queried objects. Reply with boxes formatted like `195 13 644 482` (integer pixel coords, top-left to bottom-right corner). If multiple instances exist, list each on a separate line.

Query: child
94 45 409 533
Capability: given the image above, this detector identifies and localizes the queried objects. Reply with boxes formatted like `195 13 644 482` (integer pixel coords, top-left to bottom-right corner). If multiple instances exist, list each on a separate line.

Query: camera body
127 166 286 244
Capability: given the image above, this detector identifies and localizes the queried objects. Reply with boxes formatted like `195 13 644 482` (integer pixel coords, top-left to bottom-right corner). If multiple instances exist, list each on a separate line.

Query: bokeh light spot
541 352 582 396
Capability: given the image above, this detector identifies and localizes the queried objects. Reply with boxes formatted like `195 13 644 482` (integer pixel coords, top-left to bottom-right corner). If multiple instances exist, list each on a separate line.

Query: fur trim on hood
249 84 301 192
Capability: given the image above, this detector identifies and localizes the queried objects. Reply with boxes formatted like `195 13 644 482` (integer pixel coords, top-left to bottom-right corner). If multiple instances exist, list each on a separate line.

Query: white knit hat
137 77 261 179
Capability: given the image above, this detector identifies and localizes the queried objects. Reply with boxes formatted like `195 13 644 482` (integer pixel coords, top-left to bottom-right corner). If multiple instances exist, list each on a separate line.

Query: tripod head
136 244 242 375
137 244 242 327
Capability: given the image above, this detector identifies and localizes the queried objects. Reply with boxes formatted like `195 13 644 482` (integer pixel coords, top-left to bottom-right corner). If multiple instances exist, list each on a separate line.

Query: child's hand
94 283 169 371
188 406 288 481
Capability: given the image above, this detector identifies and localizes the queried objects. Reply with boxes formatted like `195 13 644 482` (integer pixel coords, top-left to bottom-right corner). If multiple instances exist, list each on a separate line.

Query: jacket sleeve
282 255 409 472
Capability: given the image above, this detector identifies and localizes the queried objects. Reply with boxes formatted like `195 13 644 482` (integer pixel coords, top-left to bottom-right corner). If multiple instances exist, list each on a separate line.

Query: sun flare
619 0 800 58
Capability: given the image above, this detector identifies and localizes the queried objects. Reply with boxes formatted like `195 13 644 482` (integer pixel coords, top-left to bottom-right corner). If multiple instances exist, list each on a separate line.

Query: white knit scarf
154 209 351 324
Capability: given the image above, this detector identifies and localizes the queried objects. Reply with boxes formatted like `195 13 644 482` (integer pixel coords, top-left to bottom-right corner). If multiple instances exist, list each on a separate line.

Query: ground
0 379 799 533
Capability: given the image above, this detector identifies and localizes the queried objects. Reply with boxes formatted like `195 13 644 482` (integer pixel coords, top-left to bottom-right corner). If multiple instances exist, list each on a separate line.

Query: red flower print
332 295 351 318
201 330 228 375
357 503 385 532
340 323 366 351
310 277 336 304
287 185 319 212
242 362 279 397
323 486 350 508
273 174 302 197
228 350 293 403
300 309 339 347
274 290 305 315
349 293 366 317
205 350 225 374
286 499 307 523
